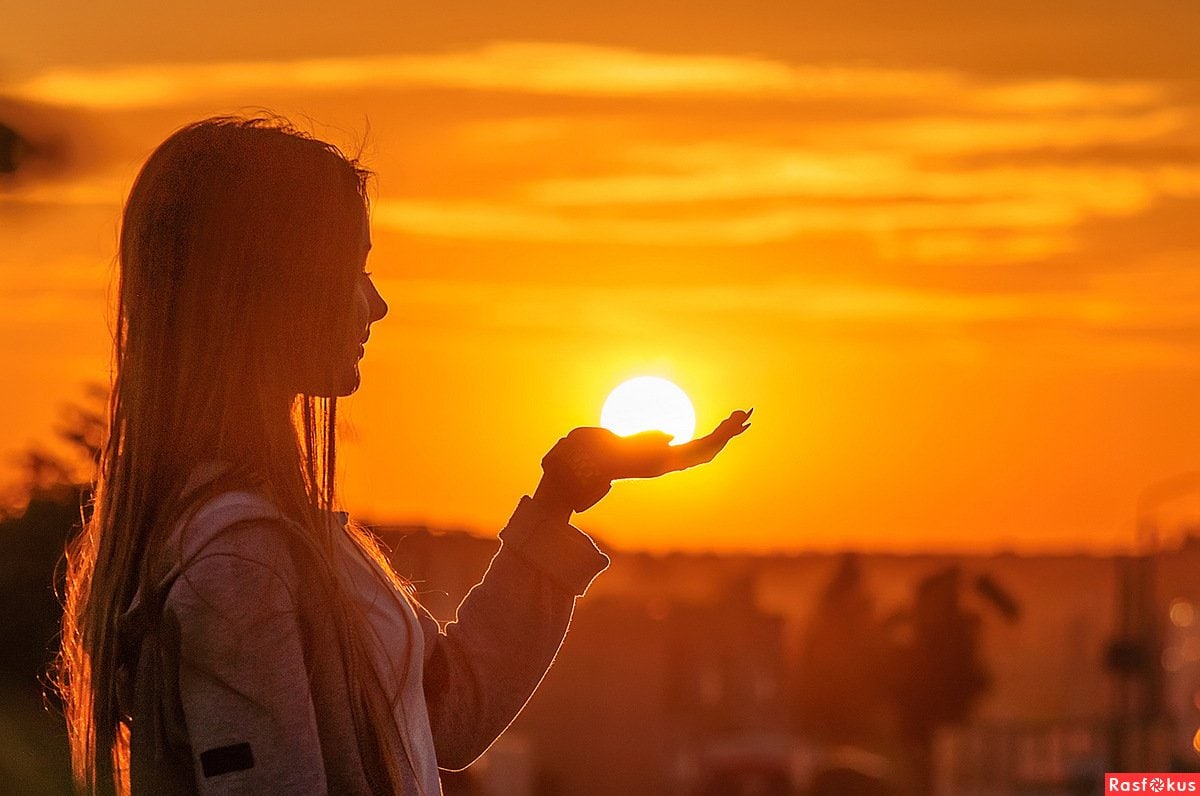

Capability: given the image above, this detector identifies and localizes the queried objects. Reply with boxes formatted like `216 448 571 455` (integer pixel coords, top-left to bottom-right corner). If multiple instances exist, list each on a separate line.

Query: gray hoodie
116 474 610 795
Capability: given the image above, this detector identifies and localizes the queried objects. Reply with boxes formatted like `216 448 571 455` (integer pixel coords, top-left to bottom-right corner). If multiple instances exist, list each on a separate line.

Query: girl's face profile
302 210 388 398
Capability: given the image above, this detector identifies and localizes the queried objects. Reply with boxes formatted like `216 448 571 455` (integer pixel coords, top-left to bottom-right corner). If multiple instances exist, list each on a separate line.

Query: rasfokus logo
1106 774 1200 793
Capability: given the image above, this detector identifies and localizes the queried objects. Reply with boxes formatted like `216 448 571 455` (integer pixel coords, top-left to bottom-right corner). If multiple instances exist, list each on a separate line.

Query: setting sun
600 376 697 444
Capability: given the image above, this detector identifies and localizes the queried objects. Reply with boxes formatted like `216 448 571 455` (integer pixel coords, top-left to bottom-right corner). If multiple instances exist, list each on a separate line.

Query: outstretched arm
416 407 751 770
416 496 609 771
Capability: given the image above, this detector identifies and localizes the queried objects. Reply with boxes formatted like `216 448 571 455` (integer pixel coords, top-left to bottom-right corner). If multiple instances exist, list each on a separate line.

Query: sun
600 376 696 444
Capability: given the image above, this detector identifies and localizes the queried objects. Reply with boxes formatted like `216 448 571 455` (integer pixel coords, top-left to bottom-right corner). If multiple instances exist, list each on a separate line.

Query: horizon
364 513 1198 559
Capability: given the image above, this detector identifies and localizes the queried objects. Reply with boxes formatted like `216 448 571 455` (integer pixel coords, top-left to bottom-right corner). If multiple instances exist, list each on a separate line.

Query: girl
54 116 751 795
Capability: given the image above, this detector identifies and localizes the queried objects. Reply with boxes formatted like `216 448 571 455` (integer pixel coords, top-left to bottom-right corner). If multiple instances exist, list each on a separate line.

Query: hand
535 409 753 514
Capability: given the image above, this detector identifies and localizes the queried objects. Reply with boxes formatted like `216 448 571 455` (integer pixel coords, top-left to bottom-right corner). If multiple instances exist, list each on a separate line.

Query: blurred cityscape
389 522 1200 795
2 393 1200 794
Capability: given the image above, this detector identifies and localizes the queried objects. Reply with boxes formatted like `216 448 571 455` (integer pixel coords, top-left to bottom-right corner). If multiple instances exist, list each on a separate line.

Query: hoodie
116 467 610 795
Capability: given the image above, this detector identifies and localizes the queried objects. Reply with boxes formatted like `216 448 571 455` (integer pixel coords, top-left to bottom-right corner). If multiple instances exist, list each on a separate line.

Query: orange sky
2 2 1200 553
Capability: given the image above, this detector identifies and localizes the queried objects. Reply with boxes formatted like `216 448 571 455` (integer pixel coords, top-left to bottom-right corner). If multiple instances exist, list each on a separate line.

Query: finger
721 408 752 426
669 411 754 467
710 415 748 440
627 429 676 444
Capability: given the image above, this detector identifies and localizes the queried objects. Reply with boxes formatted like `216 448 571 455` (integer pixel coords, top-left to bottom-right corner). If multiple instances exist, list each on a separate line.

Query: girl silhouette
54 115 750 795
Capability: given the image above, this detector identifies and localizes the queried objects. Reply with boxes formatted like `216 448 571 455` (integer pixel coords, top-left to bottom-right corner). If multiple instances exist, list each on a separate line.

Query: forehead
360 209 371 250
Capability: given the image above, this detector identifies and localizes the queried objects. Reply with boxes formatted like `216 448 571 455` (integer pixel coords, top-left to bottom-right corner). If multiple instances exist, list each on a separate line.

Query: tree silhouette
0 384 104 793
1 380 106 518
0 120 23 175
792 553 893 746
885 566 991 793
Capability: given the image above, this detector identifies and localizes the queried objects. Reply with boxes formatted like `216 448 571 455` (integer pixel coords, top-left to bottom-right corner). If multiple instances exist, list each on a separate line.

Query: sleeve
166 525 328 795
416 495 611 771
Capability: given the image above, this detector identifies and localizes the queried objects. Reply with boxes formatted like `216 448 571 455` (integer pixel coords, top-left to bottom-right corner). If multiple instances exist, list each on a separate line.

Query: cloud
528 145 1198 209
369 264 1200 373
0 97 107 182
2 44 883 109
970 78 1168 113
7 41 1192 265
372 178 1195 253
0 173 128 207
838 110 1189 155
374 198 876 245
510 140 1200 257
380 274 1166 341
4 41 1172 113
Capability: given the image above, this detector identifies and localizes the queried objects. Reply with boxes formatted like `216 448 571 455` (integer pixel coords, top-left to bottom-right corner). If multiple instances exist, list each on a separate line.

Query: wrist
531 478 575 525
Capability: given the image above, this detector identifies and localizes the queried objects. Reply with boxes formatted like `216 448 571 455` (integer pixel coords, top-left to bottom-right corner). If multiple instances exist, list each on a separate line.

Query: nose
368 279 388 323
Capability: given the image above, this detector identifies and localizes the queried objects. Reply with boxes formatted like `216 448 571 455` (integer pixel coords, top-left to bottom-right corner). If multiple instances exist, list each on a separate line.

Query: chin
305 364 361 398
334 370 361 397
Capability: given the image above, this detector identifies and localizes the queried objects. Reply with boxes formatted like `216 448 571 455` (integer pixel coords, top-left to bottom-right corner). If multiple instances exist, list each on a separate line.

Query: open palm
539 409 753 512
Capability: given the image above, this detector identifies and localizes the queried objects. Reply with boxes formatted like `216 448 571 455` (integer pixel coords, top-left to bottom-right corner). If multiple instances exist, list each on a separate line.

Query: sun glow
600 376 696 444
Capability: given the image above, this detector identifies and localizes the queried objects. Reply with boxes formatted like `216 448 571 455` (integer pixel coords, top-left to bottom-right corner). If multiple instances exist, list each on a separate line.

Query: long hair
53 116 420 795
